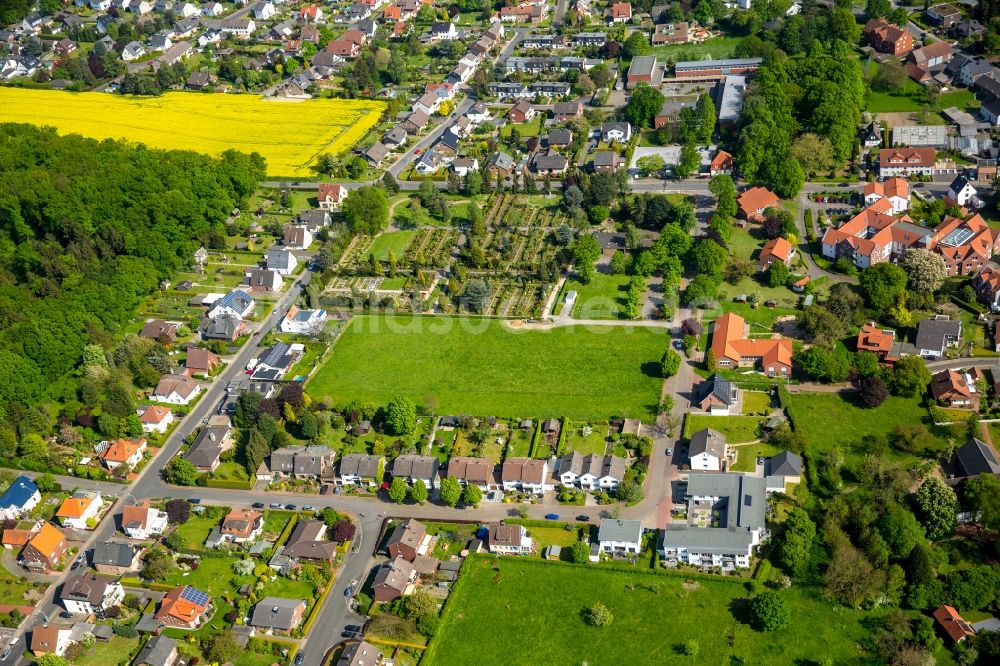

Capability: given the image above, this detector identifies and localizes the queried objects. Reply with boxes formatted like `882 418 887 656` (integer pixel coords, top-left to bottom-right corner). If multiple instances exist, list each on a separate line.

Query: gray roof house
184 424 231 472
250 597 307 632
767 451 802 478
954 437 1000 478
281 520 337 562
91 542 140 573
597 519 643 554
135 635 178 666
339 454 385 485
688 428 727 471
391 455 440 489
267 445 333 480
915 316 962 358
265 248 298 275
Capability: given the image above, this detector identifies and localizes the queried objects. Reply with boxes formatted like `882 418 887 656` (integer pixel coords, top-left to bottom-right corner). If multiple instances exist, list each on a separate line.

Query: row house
557 452 626 490
500 457 550 494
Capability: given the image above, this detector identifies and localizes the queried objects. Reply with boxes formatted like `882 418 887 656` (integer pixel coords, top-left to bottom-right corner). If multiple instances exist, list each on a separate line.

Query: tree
165 498 191 524
858 375 889 408
879 505 926 558
410 479 428 504
888 356 932 397
964 473 1000 532
385 395 416 436
39 655 68 666
749 591 790 631
330 519 357 542
462 483 482 507
866 0 892 19
569 540 591 564
766 261 789 288
899 249 947 293
586 602 613 626
202 631 241 664
673 142 700 179
855 351 880 378
797 305 845 347
636 154 666 176
662 349 681 377
625 84 665 128
778 508 816 575
710 174 738 219
912 477 958 540
298 410 318 440
164 457 198 486
824 541 882 608
790 134 835 178
623 31 649 59
695 93 716 144
691 239 727 279
343 186 389 235
464 280 491 312
682 640 700 657
388 477 408 504
859 263 908 311
440 476 461 507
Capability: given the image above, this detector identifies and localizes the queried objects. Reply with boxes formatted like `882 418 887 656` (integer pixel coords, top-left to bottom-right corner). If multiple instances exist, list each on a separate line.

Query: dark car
575 515 589 522
294 653 305 666
59 611 74 619
344 585 355 597
189 498 201 504
341 631 359 639
285 504 297 510
252 502 265 509
344 625 362 633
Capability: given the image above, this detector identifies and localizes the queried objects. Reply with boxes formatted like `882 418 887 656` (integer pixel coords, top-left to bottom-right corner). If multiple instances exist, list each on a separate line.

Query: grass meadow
0 89 384 176
423 556 882 665
308 315 667 418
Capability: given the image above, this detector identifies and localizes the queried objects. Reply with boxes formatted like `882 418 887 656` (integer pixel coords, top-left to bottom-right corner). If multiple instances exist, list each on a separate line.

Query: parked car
575 515 589 522
544 513 560 520
303 505 315 511
189 498 201 504
294 653 305 666
341 631 359 639
252 502 265 509
285 504 297 510
0 648 11 662
344 625 362 633
269 503 282 509
344 585 355 597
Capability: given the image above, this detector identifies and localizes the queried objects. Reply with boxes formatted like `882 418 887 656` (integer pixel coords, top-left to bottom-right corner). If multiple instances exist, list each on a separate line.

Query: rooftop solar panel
942 227 974 246
180 586 209 606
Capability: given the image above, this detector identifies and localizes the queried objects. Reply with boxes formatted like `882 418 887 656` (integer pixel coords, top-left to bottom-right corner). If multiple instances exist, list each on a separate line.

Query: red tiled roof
933 605 975 643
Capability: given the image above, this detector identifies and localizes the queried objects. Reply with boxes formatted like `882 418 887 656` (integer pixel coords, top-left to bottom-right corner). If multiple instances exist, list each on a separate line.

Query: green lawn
785 392 953 470
172 512 224 550
567 273 635 320
563 421 609 455
309 315 667 418
424 556 884 665
72 636 140 666
730 442 783 472
866 85 980 114
649 35 741 62
0 568 45 606
368 230 414 261
742 391 773 416
684 414 763 444
505 428 534 458
163 554 239 596
499 116 542 138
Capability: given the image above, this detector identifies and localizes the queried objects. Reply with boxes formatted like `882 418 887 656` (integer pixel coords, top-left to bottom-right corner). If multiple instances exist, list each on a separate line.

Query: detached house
265 248 298 276
152 375 201 405
251 597 307 633
99 438 147 471
737 187 779 221
283 225 313 250
864 18 913 55
21 522 67 571
121 500 168 539
30 626 73 657
185 423 232 473
486 522 533 555
244 268 283 292
59 573 124 615
710 312 793 377
184 348 220 377
139 405 174 434
598 519 643 555
386 519 433 562
0 475 40 520
857 323 899 362
55 491 103 530
693 375 740 415
220 509 264 543
688 428 727 471
280 520 338 563
208 289 255 319
372 557 418 602
156 586 212 630
757 237 795 272
915 315 962 358
134 636 178 666
279 306 327 334
140 319 178 343
91 541 142 575
930 368 979 409
317 183 348 210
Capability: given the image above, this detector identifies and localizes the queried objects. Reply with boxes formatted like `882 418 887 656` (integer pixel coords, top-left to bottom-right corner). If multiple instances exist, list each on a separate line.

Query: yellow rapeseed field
0 88 385 176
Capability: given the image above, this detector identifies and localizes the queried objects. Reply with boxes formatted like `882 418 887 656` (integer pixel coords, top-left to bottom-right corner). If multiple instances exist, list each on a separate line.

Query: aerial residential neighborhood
2 1 1000 665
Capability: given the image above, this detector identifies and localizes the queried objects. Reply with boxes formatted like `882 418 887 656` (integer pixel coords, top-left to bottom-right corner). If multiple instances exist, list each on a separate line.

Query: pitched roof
501 457 547 484
385 518 427 554
92 541 139 568
140 405 172 424
760 237 793 263
135 636 177 666
154 374 200 399
250 597 306 630
60 572 116 605
879 147 935 168
447 456 496 485
954 437 1000 477
710 313 793 369
597 518 643 543
122 501 155 532
186 348 220 372
56 492 100 519
0 475 38 510
737 186 779 217
373 556 415 592
931 368 972 402
157 585 211 623
915 316 962 352
391 455 438 480
689 428 726 459
769 451 802 477
101 438 146 463
933 605 976 642
27 522 65 559
857 323 896 355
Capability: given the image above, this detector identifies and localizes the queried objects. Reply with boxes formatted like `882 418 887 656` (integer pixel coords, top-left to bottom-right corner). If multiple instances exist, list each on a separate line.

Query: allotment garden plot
0 89 383 176
308 314 666 419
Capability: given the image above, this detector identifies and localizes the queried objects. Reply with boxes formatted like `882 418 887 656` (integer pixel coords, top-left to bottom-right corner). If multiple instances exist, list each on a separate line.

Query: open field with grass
424 556 883 665
566 273 634 320
0 89 384 176
368 231 414 261
785 392 954 470
309 315 666 418
684 414 763 443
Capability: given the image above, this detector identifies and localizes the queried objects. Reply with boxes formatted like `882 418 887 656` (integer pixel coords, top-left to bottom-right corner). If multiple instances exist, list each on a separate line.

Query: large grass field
0 89 384 176
566 273 635 320
424 556 882 665
309 315 667 418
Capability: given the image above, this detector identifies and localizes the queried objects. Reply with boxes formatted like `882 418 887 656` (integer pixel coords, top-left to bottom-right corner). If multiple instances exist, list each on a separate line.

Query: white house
59 574 124 615
429 21 458 41
207 289 255 319
98 438 147 471
252 1 275 20
317 183 347 210
121 41 146 61
863 177 910 214
151 374 202 405
279 306 327 334
0 475 41 521
688 428 727 472
948 176 981 209
178 2 200 17
413 92 442 116
500 458 550 495
138 406 174 434
220 18 256 37
30 626 73 657
55 491 104 530
198 29 222 47
486 522 533 555
130 0 153 13
601 122 632 143
265 248 298 275
89 0 112 9
121 501 168 539
597 519 643 555
283 225 313 250
451 157 479 177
